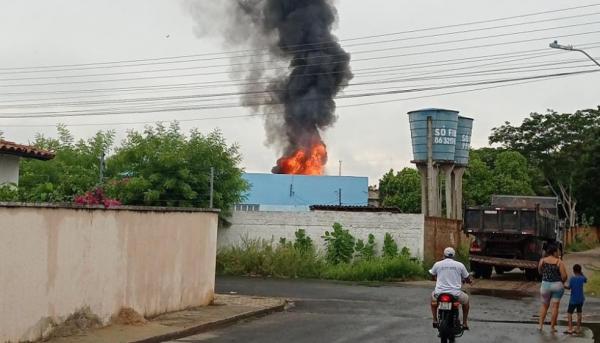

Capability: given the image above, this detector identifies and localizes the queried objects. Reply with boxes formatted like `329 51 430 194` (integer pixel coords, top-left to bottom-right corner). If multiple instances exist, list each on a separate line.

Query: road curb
129 300 288 343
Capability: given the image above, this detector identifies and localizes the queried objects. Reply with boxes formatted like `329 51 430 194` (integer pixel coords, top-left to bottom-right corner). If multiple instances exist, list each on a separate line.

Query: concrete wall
0 204 219 343
0 154 20 185
219 211 424 259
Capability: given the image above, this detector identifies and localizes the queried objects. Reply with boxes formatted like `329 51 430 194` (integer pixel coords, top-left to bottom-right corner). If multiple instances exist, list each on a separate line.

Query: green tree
16 125 114 202
489 108 600 227
106 123 248 214
575 127 600 226
379 168 421 213
464 149 535 205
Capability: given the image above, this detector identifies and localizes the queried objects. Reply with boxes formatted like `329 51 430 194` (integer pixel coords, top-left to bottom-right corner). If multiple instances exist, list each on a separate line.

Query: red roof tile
0 140 55 160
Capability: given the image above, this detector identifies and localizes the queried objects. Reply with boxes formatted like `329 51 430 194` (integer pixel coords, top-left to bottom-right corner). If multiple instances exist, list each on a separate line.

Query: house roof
0 140 55 160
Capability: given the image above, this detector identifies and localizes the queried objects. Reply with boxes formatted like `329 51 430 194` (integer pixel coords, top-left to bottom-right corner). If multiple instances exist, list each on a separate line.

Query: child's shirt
568 274 587 305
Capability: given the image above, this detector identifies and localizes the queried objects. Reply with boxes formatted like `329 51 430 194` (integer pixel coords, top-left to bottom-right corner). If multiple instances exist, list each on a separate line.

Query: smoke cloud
186 0 353 173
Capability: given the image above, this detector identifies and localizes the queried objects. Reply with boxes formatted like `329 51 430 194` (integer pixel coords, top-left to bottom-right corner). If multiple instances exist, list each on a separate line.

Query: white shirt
429 258 469 296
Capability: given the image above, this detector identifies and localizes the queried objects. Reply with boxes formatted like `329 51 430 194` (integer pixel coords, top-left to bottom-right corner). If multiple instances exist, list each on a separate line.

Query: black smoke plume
188 0 353 173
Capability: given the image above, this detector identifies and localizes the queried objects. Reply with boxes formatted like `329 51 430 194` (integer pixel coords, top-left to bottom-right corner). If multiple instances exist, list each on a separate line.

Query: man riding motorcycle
429 247 472 330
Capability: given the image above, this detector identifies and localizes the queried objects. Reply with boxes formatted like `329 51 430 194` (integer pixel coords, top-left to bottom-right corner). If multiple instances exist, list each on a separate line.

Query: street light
549 40 600 68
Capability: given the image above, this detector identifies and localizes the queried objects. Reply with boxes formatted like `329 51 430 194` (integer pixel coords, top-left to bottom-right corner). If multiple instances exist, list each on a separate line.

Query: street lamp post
549 40 600 68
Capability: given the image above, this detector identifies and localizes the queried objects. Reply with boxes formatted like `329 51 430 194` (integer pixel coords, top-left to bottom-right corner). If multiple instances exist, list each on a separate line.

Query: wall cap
0 202 221 213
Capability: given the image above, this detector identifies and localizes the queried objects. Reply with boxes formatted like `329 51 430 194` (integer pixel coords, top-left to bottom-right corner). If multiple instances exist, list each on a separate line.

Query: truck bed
469 254 538 269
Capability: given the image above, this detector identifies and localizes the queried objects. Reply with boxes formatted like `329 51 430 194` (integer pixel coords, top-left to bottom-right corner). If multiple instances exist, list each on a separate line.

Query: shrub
355 234 376 260
293 229 314 254
382 233 399 258
322 223 355 264
217 232 324 279
456 243 471 269
216 228 428 282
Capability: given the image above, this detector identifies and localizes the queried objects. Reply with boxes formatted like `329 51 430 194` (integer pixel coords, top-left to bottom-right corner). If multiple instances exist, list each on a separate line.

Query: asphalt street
169 277 598 343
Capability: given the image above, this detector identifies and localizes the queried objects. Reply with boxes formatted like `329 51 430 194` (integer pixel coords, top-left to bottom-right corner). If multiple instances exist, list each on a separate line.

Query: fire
275 141 327 175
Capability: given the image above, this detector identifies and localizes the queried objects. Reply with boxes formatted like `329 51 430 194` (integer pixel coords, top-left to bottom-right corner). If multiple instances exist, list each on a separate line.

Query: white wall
219 211 424 259
0 204 219 343
0 154 20 185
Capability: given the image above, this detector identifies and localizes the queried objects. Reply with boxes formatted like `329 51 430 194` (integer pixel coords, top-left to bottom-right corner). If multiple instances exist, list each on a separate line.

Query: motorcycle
435 293 464 343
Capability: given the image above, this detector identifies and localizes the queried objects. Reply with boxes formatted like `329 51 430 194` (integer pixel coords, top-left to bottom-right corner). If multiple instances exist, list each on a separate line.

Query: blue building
236 173 369 211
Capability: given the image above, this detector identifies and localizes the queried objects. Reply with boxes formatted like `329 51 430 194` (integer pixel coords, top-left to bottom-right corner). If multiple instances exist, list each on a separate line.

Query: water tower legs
452 167 466 220
442 165 454 218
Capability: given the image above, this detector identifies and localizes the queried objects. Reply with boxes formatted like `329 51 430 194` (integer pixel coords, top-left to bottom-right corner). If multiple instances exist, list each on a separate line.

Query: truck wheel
472 262 482 279
525 268 539 281
481 265 493 279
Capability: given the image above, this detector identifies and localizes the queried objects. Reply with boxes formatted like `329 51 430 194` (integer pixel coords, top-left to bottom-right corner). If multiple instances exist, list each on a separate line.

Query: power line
2 29 600 89
0 46 567 97
2 20 600 84
0 58 594 110
2 68 596 128
3 11 600 76
1 69 597 119
2 3 599 72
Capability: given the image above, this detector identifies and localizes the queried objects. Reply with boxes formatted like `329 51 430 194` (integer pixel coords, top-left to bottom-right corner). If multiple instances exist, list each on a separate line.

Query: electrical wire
2 11 600 76
2 68 595 128
2 20 600 84
1 2 599 72
1 69 597 119
0 58 595 110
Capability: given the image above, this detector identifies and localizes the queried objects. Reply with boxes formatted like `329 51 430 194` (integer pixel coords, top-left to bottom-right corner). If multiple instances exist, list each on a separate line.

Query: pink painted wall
0 204 218 342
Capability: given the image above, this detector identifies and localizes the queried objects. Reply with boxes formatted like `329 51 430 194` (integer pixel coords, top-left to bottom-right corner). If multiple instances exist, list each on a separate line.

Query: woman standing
538 244 568 332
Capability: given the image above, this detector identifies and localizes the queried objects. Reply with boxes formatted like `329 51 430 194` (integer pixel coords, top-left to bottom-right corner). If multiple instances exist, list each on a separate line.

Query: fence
565 226 600 246
424 216 470 263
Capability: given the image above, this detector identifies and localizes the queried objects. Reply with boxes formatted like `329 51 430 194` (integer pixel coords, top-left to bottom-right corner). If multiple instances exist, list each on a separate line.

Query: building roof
309 205 403 213
0 140 55 160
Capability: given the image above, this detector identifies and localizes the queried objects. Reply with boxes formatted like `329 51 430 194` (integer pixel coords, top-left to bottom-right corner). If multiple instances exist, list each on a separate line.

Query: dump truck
463 195 564 281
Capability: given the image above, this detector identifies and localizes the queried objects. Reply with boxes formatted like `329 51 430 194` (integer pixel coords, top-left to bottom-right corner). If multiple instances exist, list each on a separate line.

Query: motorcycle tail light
453 302 461 308
439 294 452 302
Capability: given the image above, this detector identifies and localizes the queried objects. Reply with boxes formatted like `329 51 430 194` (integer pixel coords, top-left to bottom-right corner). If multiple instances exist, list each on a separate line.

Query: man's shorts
567 303 583 314
432 291 469 305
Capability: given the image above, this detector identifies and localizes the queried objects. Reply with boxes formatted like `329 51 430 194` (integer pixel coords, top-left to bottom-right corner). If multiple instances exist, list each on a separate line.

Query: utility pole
209 167 214 208
338 188 342 206
549 41 600 67
99 151 105 185
338 160 342 176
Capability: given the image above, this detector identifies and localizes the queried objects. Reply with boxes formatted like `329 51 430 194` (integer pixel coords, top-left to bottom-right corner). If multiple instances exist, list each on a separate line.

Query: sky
0 0 599 185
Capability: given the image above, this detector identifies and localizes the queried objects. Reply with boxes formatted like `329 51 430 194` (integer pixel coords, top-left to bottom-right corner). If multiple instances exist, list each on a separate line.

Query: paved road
170 277 598 343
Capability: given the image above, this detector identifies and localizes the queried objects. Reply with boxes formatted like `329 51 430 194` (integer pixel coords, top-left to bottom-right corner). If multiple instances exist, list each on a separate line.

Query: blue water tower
454 116 474 166
408 108 459 163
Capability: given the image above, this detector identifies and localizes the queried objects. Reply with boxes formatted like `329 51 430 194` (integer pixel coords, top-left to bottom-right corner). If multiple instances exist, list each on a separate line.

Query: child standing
564 264 587 335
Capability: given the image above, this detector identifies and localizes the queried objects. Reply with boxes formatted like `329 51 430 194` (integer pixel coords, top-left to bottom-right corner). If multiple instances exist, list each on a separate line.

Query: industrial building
236 172 369 212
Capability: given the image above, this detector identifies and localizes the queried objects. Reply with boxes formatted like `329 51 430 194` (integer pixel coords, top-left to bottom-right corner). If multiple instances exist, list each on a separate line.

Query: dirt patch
111 307 148 326
48 307 103 338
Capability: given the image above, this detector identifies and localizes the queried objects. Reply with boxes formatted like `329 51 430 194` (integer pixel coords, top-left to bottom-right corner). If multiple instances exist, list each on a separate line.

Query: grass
320 256 425 282
216 237 427 282
585 271 600 298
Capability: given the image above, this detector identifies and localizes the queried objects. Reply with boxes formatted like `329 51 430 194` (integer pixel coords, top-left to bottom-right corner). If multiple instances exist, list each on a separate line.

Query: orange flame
276 141 327 175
